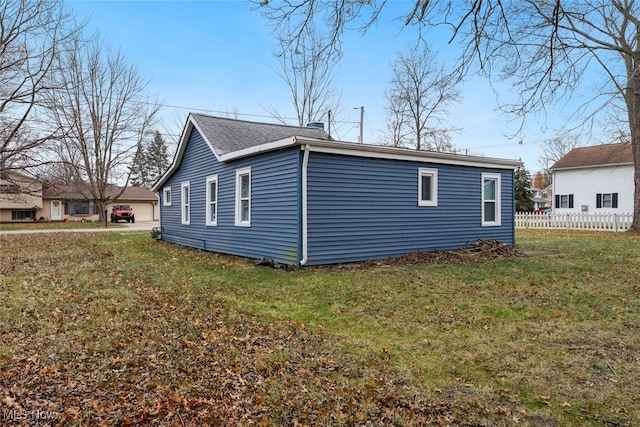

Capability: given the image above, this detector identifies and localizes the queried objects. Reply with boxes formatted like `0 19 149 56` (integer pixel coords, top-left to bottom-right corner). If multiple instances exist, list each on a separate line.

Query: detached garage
108 187 158 222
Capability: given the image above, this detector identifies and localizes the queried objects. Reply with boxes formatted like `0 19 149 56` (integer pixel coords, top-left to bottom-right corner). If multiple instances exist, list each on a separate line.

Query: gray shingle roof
43 183 156 201
191 114 330 155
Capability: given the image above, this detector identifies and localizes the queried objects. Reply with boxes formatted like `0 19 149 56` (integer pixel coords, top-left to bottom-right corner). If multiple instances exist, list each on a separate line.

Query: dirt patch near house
519 248 564 257
316 240 525 270
386 240 524 266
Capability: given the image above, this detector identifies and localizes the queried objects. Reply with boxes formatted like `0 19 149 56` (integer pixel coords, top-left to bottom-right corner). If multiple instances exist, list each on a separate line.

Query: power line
148 100 360 125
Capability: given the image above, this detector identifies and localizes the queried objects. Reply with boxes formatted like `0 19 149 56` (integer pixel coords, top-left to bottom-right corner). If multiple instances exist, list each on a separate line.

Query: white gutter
300 143 310 266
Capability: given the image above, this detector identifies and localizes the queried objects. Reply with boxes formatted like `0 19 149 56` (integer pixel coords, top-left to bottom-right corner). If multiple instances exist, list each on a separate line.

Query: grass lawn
0 230 638 425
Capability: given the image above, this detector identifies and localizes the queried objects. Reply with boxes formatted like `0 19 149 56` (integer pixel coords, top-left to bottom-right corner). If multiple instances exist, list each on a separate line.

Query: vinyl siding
305 152 514 265
553 165 634 213
158 128 300 264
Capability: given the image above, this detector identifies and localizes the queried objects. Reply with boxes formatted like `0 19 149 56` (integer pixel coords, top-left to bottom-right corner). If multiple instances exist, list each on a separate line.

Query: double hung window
206 175 218 226
181 182 190 225
482 173 501 226
235 168 251 226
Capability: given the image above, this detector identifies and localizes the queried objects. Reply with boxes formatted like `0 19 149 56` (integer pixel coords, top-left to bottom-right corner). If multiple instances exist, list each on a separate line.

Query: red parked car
111 205 135 223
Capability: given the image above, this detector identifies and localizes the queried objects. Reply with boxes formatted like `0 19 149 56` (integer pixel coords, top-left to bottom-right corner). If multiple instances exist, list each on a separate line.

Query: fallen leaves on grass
1 311 467 425
0 233 478 426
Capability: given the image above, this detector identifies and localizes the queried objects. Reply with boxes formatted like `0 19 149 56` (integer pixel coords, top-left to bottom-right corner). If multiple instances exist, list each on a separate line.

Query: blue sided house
152 113 520 266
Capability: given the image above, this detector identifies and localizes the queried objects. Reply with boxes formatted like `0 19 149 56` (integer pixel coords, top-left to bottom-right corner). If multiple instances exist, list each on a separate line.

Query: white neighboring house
530 185 552 210
550 142 633 214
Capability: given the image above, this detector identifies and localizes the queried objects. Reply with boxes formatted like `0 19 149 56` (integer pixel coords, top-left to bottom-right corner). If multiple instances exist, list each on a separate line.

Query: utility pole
354 106 364 143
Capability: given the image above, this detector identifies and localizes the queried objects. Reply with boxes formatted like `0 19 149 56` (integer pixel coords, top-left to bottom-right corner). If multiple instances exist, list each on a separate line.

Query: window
555 194 574 209
597 193 618 209
481 173 501 226
206 175 218 226
181 182 190 225
163 187 172 206
66 201 98 215
235 167 251 226
11 210 34 220
418 168 438 206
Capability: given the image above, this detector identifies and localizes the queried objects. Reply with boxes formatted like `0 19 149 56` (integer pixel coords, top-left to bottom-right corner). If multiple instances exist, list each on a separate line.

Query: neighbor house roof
43 183 156 201
551 142 633 170
153 113 521 192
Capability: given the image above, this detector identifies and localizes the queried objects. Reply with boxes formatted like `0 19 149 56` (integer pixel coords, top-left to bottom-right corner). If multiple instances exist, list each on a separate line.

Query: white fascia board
151 114 223 192
550 162 634 172
296 138 521 170
218 137 297 162
219 136 520 169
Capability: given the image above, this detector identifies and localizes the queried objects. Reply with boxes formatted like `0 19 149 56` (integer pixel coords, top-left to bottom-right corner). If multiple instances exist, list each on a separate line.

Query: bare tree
265 27 341 131
0 0 82 177
385 46 460 152
382 88 409 148
45 36 159 220
537 134 583 175
255 0 640 231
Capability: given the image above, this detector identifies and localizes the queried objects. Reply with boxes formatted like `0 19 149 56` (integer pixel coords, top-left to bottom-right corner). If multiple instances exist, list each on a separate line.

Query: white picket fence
515 212 634 232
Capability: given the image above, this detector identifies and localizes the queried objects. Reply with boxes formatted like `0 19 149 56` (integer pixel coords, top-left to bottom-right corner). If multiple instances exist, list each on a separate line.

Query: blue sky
68 0 559 171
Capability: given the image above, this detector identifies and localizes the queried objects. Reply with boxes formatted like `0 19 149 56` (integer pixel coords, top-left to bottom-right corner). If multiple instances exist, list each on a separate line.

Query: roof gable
551 142 633 170
153 114 331 191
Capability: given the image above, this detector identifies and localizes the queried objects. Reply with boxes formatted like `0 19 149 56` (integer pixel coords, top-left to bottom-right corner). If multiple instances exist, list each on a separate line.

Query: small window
206 175 218 226
482 173 501 226
418 168 438 207
235 167 251 226
163 187 171 206
181 182 190 225
596 193 618 209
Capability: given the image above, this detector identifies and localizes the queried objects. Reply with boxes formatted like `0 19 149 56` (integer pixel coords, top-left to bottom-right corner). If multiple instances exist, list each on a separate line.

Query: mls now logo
2 409 56 421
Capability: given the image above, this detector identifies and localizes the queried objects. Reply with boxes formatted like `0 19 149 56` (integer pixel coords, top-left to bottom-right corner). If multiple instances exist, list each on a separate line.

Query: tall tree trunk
631 81 640 232
96 200 108 223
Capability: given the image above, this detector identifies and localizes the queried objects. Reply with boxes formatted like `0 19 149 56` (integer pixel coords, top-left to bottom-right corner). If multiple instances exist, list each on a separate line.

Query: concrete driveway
119 221 159 231
0 221 159 235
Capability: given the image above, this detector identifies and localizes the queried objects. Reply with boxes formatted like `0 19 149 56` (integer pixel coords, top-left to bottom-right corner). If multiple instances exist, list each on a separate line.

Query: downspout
300 144 310 265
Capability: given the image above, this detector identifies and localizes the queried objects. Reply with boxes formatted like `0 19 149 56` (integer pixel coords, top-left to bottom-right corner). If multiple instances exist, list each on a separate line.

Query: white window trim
481 173 501 227
418 167 438 207
235 167 251 227
163 186 171 206
205 174 218 226
181 181 190 225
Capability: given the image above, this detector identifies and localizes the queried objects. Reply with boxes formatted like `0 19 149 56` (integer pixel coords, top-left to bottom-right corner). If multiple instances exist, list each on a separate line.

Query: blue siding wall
305 152 515 265
158 129 301 264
